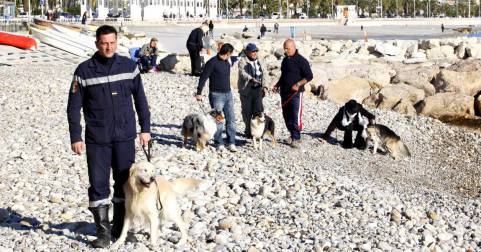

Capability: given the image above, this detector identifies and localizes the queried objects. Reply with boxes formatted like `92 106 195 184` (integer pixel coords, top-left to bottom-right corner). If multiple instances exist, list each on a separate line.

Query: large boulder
349 63 396 88
374 42 405 57
324 76 373 104
308 64 330 94
391 65 438 96
434 69 481 96
416 92 475 118
328 41 344 53
466 44 481 59
419 39 440 50
363 84 424 110
447 59 481 72
455 42 467 59
425 45 454 59
392 99 417 116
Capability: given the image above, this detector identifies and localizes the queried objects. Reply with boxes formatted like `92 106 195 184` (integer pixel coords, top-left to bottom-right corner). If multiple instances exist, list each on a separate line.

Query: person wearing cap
187 23 209 76
139 37 160 73
237 43 269 137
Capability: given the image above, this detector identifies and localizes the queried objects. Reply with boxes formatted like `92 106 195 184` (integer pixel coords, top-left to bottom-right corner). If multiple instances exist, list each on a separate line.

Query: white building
81 0 217 20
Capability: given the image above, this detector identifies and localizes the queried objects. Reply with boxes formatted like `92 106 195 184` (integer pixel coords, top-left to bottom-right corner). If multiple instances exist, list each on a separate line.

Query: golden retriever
110 161 200 249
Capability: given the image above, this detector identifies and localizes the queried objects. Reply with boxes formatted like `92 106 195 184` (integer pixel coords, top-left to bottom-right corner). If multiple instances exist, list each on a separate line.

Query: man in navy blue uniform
273 39 313 148
67 25 151 248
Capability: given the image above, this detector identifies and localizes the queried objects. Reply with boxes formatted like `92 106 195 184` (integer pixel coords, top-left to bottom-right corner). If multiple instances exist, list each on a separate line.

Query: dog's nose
150 177 155 182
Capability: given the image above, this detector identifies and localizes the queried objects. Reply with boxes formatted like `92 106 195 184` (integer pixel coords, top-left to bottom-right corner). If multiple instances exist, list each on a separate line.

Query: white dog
110 161 200 249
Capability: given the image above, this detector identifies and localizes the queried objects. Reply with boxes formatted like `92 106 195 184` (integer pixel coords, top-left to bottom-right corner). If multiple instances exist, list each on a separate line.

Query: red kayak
0 32 37 50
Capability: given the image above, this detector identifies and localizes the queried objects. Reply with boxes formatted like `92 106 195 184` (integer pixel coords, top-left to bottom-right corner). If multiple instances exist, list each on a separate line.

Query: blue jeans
140 55 157 70
209 91 236 145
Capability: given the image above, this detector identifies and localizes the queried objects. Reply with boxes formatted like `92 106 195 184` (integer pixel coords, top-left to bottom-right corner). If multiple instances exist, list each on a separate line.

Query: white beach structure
81 0 218 20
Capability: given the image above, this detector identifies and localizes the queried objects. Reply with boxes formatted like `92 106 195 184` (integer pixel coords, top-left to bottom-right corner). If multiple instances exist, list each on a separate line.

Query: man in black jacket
195 43 237 152
186 23 208 76
273 39 313 148
322 99 375 149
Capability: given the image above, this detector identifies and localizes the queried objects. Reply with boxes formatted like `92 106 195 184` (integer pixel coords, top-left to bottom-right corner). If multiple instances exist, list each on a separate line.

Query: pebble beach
0 55 480 252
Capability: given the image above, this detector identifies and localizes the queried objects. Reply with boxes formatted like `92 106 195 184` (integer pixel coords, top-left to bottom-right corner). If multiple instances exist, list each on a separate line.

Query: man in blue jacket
67 25 151 248
273 39 313 148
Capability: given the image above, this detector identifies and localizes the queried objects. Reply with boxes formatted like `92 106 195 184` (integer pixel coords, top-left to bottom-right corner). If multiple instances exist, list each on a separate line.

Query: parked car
298 12 307 19
271 12 281 19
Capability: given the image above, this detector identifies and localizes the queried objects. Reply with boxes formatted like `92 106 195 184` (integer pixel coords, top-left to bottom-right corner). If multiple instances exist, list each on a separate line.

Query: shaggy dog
110 161 200 249
181 110 223 151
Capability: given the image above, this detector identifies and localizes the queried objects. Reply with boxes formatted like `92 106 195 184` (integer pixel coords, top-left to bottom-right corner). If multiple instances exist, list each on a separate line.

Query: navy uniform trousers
86 140 135 205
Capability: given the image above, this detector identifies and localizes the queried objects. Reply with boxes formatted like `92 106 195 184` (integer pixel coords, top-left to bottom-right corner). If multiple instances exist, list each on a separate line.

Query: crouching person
322 99 375 149
139 37 159 73
67 25 151 248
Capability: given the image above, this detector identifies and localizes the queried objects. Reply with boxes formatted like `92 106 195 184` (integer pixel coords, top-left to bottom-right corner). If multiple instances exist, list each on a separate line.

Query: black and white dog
322 100 375 149
250 112 276 150
181 110 223 152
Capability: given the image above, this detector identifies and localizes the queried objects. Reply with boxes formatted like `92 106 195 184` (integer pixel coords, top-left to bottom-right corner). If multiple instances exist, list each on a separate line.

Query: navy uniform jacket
67 53 150 145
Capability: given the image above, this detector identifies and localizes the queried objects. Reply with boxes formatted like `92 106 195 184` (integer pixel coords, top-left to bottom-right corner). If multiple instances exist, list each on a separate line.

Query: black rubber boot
111 202 137 243
88 204 111 248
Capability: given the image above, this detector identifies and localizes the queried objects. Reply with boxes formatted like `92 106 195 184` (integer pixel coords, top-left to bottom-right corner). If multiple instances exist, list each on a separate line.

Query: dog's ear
127 164 139 194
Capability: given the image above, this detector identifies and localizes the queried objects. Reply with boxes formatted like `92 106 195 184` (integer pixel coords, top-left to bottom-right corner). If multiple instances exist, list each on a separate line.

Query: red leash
279 91 299 109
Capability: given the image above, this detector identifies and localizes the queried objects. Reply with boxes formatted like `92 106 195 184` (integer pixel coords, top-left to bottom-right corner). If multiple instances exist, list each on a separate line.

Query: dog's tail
396 141 411 158
171 178 201 196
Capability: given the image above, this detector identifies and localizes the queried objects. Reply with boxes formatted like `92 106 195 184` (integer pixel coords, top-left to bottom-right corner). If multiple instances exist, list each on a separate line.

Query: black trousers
327 122 366 149
240 86 264 135
188 48 202 76
86 140 135 205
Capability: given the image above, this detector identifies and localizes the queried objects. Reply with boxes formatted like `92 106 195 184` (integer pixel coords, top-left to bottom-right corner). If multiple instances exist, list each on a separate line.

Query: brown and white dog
365 124 411 160
110 161 200 249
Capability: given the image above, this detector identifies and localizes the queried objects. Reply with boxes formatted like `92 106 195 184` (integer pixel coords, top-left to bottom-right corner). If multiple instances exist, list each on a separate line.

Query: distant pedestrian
82 11 88 25
260 24 267 37
186 23 209 76
274 22 279 34
209 20 214 38
272 39 313 148
441 23 445 33
360 25 363 31
243 25 248 32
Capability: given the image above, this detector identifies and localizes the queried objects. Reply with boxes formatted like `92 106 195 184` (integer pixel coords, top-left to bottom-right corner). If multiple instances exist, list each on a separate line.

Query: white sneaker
226 144 238 152
216 145 226 152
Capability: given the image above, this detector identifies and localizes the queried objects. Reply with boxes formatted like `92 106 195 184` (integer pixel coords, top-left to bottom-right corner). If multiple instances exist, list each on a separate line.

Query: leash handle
196 99 207 114
142 139 153 162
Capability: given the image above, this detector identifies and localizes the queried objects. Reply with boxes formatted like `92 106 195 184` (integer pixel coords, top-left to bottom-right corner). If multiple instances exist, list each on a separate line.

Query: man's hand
139 133 151 147
71 141 84 155
369 119 376 125
291 83 300 92
195 95 203 101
